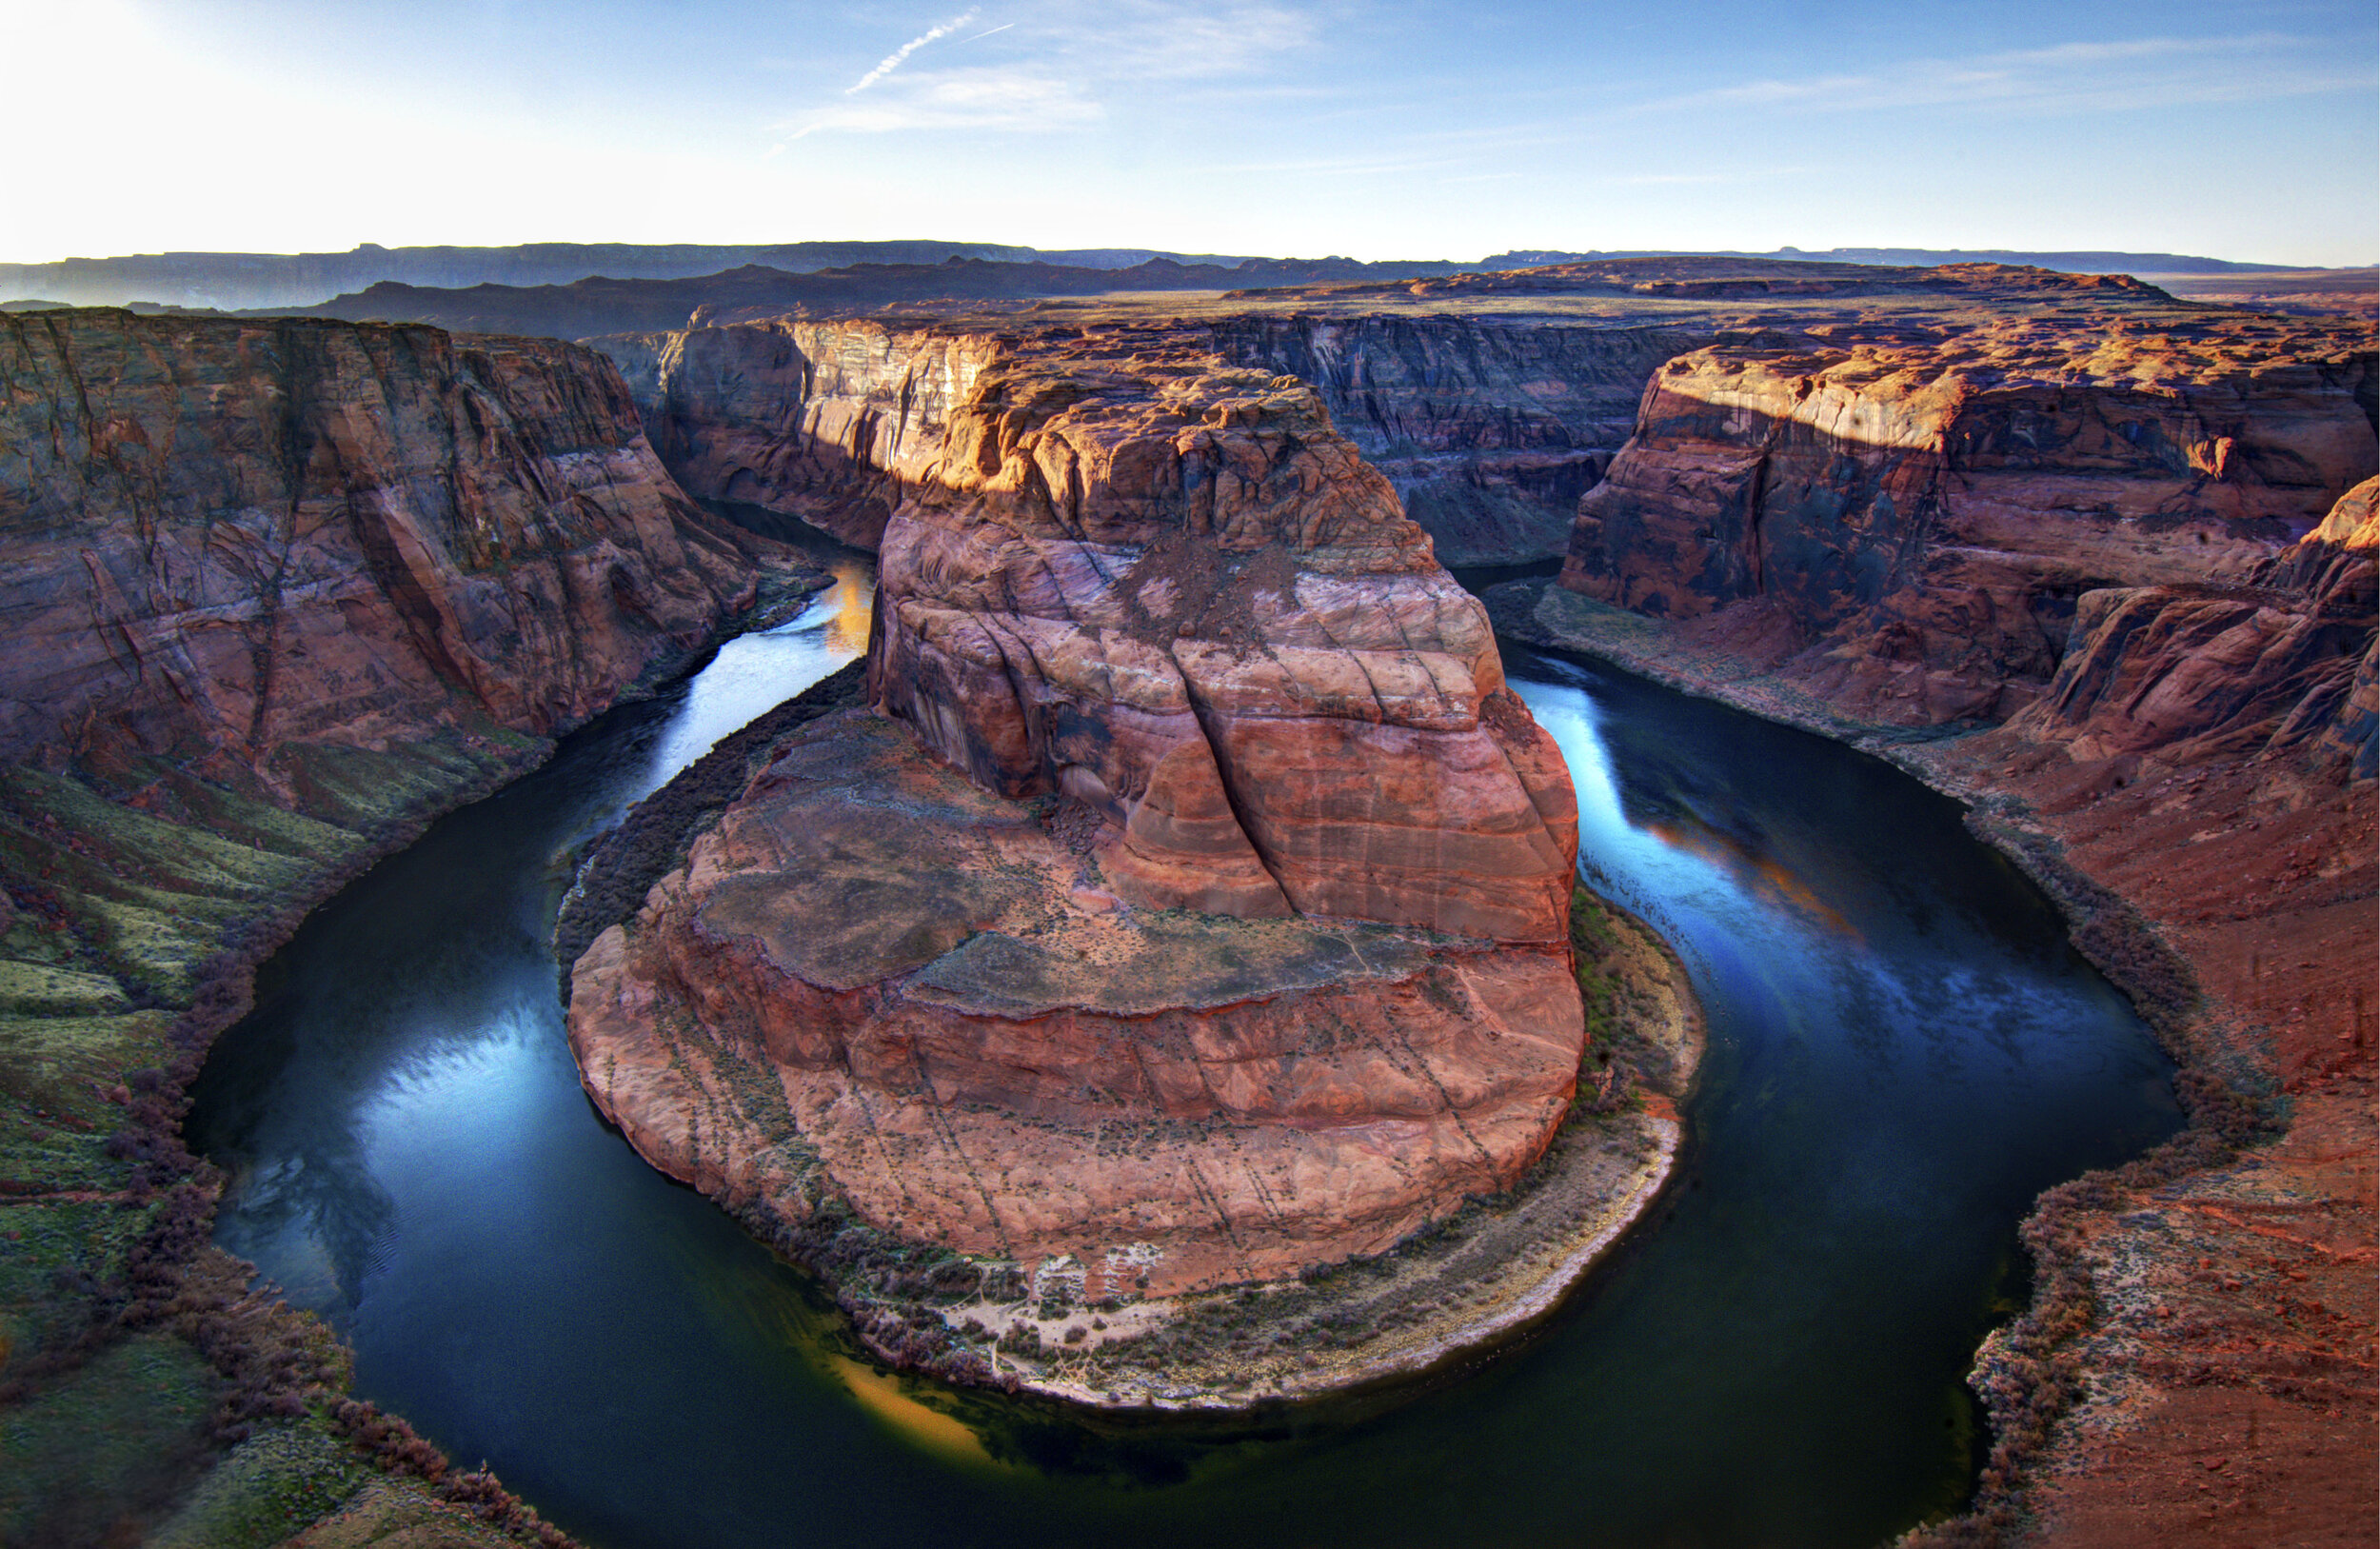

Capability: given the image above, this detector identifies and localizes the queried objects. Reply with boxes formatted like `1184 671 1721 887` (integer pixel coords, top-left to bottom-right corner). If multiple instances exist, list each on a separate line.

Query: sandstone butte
565 331 1620 1340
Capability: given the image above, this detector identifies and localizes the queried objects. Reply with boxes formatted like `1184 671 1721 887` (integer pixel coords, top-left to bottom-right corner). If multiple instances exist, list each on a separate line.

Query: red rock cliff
1559 299 2376 756
598 319 1000 551
866 330 1578 941
1205 314 1705 565
0 310 762 784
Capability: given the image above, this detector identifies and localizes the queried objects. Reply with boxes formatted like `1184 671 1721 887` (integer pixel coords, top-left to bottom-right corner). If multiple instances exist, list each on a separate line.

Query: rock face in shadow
598 312 1703 567
1557 300 2376 753
568 330 1586 1299
2008 476 2377 776
1205 315 1705 566
0 305 767 1499
0 308 762 784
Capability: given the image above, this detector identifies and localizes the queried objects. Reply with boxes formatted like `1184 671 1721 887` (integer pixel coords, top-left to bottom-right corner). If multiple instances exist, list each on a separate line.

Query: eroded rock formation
598 319 996 551
0 308 763 1003
0 309 761 782
1559 304 2376 754
2006 477 2377 774
0 308 774 1542
568 333 1586 1299
1493 268 2375 1544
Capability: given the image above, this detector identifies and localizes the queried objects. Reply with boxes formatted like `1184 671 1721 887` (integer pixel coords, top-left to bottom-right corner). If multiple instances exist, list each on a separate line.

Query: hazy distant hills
208 255 1486 339
0 242 1393 312
0 239 2327 314
1483 247 2315 275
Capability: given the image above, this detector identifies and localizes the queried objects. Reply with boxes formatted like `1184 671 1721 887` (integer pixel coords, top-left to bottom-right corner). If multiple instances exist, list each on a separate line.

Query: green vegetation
0 725 565 1546
1571 883 1621 1047
146 1417 376 1549
0 1334 217 1545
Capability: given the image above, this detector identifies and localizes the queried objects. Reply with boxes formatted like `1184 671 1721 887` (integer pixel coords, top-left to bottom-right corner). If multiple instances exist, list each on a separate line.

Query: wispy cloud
846 11 977 95
793 66 1102 137
1081 3 1319 80
784 2 1318 138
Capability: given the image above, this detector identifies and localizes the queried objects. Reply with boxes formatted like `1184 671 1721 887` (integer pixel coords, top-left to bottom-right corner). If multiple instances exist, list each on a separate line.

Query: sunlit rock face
865 333 1578 942
1559 280 2376 744
569 327 1589 1297
0 308 758 784
601 319 1002 552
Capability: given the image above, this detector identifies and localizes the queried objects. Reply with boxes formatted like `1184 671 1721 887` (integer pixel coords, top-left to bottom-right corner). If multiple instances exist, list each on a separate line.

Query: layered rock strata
1509 568 2375 1548
595 320 998 551
1205 315 1705 565
598 313 1708 566
1559 308 2376 753
2007 476 2377 776
0 309 762 784
569 337 1588 1304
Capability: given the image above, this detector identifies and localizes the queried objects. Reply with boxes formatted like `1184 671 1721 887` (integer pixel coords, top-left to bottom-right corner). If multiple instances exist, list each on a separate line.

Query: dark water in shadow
188 600 2181 1549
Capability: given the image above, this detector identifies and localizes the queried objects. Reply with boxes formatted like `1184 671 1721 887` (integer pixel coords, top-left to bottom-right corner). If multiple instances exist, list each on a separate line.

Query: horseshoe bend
0 248 2369 1544
560 331 1701 1404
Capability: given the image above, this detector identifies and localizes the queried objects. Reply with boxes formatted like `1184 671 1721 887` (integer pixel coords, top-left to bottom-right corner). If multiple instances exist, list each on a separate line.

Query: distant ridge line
1 240 2343 313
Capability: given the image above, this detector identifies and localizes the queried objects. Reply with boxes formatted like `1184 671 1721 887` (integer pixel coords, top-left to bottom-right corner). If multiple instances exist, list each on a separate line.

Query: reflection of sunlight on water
819 557 874 656
643 566 877 786
740 1273 1004 1469
1639 818 1861 943
828 1356 1002 1468
1514 675 1726 902
1515 668 1852 941
359 1009 545 1192
1513 674 1749 998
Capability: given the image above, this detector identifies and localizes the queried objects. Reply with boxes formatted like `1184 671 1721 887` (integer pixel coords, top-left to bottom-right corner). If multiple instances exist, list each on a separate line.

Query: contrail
956 22 1013 45
846 10 977 94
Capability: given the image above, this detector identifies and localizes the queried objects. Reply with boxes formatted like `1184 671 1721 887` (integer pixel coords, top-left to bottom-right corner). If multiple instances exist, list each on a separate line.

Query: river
187 556 2180 1549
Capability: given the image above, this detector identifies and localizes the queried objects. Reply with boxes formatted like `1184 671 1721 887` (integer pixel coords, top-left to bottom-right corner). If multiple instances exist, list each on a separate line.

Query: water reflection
643 557 874 782
191 571 872 1324
186 614 2184 1549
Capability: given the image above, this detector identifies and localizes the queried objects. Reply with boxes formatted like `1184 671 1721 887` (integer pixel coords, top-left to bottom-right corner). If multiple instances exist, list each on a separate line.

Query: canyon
0 253 2370 1545
0 309 777 1016
574 260 2370 1534
592 258 2373 579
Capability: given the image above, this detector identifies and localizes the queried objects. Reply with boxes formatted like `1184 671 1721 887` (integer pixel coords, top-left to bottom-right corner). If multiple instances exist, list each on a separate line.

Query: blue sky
4 0 2373 265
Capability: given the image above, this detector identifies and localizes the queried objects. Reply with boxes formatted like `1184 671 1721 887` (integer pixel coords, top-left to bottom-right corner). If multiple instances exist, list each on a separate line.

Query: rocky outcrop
863 337 1577 940
1998 477 2378 776
1561 308 2377 749
568 331 1588 1303
0 308 768 1544
1506 569 2376 1549
0 309 762 783
606 308 1706 568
